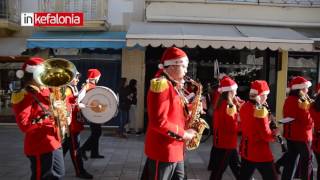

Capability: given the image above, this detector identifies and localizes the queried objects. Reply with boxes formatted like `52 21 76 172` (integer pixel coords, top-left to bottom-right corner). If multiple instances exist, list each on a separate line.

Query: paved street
0 125 316 180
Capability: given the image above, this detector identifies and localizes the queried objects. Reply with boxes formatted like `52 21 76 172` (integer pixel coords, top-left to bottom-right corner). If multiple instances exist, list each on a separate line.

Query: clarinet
263 103 288 153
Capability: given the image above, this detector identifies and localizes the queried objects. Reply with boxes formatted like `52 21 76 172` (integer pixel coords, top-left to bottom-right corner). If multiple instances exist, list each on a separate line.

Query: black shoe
91 154 104 159
77 171 93 179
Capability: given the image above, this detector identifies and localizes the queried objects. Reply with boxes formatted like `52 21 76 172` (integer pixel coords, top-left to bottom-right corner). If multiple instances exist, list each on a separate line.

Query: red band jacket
311 106 320 153
283 96 313 142
213 100 239 149
65 85 84 134
145 77 187 162
11 85 61 156
239 101 274 162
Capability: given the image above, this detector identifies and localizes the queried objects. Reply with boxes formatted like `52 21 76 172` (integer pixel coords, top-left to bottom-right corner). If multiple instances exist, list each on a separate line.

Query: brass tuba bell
33 58 78 140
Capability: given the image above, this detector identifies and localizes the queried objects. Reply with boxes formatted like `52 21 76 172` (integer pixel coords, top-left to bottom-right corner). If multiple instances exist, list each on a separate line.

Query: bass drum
81 86 118 124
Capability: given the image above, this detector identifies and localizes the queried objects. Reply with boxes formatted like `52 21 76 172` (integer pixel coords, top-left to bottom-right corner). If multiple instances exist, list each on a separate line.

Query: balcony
38 0 109 31
0 0 21 33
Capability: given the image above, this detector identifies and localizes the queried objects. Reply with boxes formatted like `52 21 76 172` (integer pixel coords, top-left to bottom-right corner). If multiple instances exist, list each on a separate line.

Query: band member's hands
183 129 197 140
78 103 86 108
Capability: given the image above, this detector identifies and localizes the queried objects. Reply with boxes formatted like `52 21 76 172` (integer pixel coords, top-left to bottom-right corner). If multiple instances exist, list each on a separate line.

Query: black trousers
80 123 102 156
209 146 240 180
239 158 278 180
62 132 86 175
281 139 313 180
140 158 184 180
27 148 65 180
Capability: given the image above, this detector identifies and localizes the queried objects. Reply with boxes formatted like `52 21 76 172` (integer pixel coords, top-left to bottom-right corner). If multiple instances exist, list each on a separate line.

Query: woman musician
210 76 241 180
281 76 313 180
311 83 320 179
239 80 279 180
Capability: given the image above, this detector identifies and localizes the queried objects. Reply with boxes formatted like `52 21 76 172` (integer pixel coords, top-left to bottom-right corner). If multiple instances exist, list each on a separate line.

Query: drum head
81 86 118 124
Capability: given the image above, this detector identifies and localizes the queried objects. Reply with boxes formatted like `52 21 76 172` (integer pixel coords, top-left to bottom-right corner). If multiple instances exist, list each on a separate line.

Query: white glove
53 100 64 108
183 129 197 141
78 103 86 108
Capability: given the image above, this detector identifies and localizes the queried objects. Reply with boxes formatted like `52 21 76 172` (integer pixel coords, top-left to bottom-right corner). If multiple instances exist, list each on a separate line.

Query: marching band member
63 72 93 179
282 76 313 180
239 80 278 180
210 76 240 180
80 69 105 159
141 47 196 180
312 83 320 180
11 57 65 180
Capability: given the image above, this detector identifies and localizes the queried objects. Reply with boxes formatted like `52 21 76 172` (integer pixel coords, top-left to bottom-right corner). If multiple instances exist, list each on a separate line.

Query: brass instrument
262 103 287 152
185 76 210 150
33 58 77 140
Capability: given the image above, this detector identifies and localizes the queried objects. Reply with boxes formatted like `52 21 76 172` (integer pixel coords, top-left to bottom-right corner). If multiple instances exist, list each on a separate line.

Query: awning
0 38 27 56
126 22 314 51
27 32 126 49
294 28 320 50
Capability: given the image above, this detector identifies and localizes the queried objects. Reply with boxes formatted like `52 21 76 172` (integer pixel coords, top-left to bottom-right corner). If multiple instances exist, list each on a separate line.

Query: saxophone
185 76 210 150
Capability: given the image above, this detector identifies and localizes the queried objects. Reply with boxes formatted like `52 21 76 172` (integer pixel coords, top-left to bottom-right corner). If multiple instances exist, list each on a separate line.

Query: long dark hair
215 91 232 109
288 89 301 97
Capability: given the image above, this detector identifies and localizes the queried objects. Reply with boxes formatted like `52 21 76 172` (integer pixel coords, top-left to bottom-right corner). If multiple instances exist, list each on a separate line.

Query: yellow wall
122 48 145 131
276 50 288 121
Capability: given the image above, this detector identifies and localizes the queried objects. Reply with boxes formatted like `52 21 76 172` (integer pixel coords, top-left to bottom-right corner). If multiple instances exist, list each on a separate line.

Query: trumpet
33 58 77 140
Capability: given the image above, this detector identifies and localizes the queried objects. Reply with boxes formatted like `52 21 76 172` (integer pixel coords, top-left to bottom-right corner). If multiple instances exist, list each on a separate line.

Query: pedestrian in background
117 77 130 138
127 79 138 134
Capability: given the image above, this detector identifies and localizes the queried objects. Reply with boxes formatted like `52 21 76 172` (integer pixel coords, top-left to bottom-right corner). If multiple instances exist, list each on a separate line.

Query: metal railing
38 0 107 20
0 0 21 23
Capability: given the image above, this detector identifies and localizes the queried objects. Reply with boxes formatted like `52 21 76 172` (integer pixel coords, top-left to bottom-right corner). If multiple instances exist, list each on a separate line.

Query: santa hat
16 57 44 78
87 69 101 81
158 47 188 69
289 76 311 90
250 80 270 95
218 76 238 92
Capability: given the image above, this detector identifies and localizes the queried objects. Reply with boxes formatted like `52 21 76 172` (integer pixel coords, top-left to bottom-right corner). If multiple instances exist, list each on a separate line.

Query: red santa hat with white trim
87 69 101 82
158 47 189 69
250 80 270 95
218 76 238 92
289 76 311 90
16 57 44 78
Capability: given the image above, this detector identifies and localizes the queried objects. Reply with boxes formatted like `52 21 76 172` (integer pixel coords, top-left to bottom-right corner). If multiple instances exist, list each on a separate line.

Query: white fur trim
291 81 312 90
250 89 270 95
218 84 238 92
25 64 41 73
158 64 164 69
163 56 189 66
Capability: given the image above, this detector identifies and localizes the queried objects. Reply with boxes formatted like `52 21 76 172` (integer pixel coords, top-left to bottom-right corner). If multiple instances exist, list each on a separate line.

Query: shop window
287 54 319 96
0 62 23 122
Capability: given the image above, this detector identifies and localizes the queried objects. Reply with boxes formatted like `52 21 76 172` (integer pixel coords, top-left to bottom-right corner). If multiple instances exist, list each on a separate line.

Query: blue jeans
118 109 128 134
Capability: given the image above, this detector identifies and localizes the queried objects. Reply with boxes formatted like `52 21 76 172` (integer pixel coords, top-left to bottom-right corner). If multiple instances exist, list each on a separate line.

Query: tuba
33 58 77 140
185 76 210 150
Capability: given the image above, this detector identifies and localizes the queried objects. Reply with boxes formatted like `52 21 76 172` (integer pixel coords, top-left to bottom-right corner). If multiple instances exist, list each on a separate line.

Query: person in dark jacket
117 77 131 138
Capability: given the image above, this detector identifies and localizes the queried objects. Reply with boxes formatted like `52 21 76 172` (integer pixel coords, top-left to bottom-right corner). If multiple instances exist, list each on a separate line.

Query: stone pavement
0 126 316 180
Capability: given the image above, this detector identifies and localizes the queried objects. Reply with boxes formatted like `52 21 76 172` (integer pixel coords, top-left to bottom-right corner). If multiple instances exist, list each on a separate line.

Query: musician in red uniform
312 83 320 180
63 72 93 179
80 69 105 159
282 76 313 180
210 76 240 180
141 47 196 180
239 80 278 180
11 57 65 180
